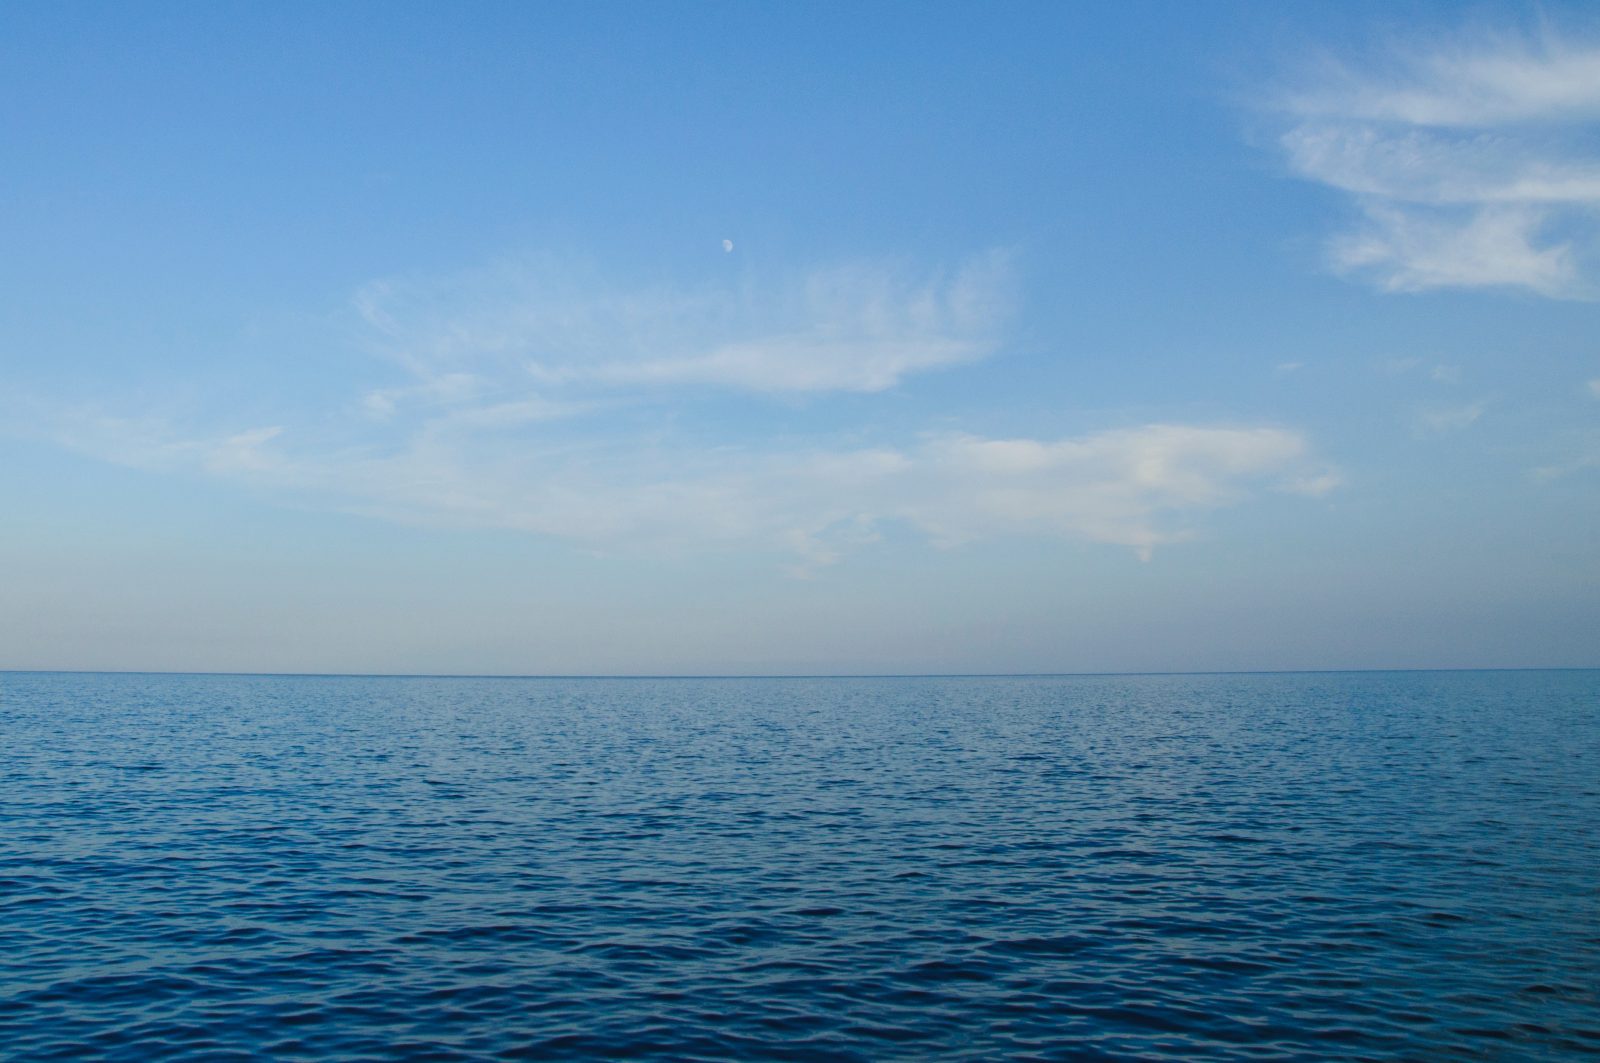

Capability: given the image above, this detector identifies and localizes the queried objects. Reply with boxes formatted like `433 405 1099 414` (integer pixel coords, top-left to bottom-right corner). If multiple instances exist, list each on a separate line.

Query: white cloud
1588 377 1600 398
16 251 1337 570
1276 31 1600 297
1285 41 1600 127
1533 454 1600 480
354 252 1013 403
898 426 1336 561
43 409 1335 569
1384 358 1463 383
1330 203 1577 295
203 426 285 475
1414 399 1488 435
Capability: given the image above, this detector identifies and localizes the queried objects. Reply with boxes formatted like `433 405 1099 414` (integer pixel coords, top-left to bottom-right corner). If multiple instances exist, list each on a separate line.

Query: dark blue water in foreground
2 671 1597 1060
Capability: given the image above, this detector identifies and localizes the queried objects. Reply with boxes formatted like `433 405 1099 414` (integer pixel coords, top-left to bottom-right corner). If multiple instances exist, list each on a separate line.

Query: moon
722 239 734 252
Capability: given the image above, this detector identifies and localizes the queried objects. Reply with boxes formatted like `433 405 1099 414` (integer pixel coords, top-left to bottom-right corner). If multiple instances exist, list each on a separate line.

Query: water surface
2 670 1596 1059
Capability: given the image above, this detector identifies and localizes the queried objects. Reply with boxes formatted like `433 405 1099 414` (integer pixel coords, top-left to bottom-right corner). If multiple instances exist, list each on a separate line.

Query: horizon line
3 666 1596 681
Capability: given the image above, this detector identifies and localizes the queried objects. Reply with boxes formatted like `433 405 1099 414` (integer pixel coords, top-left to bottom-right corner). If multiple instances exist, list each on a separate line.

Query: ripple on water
1 670 1597 1060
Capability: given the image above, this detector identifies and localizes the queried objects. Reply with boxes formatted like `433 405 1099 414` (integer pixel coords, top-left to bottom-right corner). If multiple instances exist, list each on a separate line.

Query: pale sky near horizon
3 1 1599 675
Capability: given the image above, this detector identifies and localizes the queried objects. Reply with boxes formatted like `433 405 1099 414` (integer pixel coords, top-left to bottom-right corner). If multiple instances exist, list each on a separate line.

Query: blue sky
3 1 1598 674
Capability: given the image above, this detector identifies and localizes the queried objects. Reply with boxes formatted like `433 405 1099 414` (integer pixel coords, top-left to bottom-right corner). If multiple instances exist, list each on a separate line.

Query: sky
2 1 1598 675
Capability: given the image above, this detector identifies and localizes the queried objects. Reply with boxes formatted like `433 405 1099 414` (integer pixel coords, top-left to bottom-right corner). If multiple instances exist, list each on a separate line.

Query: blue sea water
1 670 1596 1060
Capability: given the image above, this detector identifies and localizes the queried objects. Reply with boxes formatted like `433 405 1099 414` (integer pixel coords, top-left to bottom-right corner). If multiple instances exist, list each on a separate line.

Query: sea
1 670 1596 1060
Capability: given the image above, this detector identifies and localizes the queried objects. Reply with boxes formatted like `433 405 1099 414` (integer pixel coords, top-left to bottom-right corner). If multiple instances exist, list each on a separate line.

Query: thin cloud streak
1284 40 1600 126
355 252 1014 402
39 408 1336 568
1413 399 1488 435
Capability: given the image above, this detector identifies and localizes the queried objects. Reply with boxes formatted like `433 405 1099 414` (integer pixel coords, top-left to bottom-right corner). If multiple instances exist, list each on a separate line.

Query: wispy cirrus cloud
40 408 1336 567
1275 30 1600 297
13 251 1337 569
354 252 1014 408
